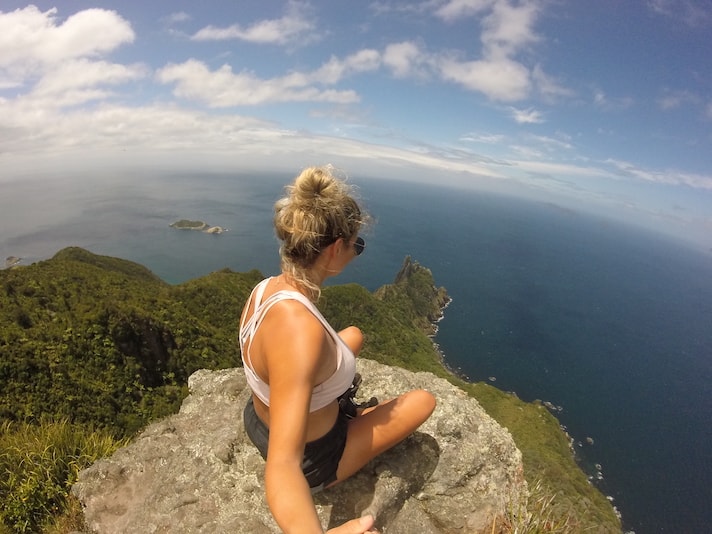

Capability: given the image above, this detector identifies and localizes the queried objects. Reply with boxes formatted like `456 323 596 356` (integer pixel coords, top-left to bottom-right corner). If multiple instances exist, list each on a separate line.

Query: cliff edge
72 358 526 533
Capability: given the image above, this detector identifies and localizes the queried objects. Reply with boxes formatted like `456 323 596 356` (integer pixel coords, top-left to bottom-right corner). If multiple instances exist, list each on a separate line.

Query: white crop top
239 278 356 412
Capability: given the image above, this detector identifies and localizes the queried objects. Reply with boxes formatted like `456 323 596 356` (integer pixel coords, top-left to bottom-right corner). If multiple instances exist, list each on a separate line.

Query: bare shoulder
260 298 329 377
263 298 323 336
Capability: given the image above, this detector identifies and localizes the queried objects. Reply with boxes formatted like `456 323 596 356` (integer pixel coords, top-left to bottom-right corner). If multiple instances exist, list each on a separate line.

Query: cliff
72 359 527 533
0 248 621 532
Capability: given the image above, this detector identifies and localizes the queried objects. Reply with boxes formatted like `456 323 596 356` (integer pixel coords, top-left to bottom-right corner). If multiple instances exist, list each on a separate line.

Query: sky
1 0 711 251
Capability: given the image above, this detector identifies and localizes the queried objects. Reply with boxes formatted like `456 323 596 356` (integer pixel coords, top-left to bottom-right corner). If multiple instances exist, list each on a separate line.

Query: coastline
427 296 470 381
418 290 622 531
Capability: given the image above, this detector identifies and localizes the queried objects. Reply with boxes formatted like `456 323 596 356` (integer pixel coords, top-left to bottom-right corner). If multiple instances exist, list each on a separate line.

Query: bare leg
331 389 436 484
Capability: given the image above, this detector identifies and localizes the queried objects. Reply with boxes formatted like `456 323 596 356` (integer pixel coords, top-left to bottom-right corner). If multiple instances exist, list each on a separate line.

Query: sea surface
2 171 711 533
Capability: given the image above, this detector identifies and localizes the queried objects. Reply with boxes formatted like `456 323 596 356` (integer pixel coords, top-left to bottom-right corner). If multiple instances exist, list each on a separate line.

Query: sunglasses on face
354 236 365 256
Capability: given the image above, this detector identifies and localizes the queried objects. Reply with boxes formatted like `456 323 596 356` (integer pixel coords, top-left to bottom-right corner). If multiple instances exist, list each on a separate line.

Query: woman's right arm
262 304 379 534
262 303 325 533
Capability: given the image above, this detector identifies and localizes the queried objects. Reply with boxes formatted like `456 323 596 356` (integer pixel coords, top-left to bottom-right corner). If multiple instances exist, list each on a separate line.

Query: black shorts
243 397 349 493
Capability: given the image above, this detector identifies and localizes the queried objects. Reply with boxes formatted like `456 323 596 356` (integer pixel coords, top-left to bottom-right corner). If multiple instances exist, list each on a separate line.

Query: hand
326 514 379 534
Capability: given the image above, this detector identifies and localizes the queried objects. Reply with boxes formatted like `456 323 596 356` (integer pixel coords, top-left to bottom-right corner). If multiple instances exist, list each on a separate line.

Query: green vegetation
1 247 260 438
0 419 127 533
0 248 620 532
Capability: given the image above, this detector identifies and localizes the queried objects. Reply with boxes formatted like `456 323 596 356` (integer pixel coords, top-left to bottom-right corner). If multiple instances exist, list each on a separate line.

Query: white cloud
532 65 573 101
439 57 530 101
383 41 429 78
157 59 361 107
514 159 613 179
509 106 544 124
480 0 541 58
156 49 381 107
30 59 147 107
0 98 507 185
431 1 545 102
191 1 314 45
660 96 679 111
648 0 712 27
606 158 712 190
526 134 573 151
435 0 494 22
364 2 548 103
511 144 544 159
314 50 382 84
165 12 191 25
657 89 699 110
593 89 634 111
0 6 133 87
0 99 274 158
460 132 506 143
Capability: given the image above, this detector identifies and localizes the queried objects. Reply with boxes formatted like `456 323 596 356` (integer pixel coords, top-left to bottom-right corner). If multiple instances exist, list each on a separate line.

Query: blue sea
2 171 711 533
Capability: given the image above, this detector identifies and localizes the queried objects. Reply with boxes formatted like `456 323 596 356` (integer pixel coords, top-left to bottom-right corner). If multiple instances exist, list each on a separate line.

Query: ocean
2 171 711 533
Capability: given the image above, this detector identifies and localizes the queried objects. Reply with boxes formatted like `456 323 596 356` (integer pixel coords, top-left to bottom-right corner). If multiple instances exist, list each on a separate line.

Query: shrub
0 419 126 533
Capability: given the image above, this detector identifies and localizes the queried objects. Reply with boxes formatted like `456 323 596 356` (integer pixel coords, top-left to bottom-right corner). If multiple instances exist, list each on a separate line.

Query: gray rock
72 359 527 533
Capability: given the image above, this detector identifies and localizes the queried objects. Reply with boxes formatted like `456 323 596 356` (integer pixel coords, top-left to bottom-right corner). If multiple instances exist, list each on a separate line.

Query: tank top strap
240 279 335 372
239 278 271 372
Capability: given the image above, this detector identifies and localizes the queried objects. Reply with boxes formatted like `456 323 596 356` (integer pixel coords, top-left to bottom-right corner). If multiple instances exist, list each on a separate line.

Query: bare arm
262 303 326 533
260 304 377 534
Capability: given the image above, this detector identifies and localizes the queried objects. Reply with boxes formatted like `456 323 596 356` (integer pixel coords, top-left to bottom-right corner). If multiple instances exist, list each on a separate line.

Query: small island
169 220 226 234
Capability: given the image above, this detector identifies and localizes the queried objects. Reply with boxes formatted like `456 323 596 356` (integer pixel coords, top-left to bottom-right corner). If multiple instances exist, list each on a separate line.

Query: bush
0 419 127 533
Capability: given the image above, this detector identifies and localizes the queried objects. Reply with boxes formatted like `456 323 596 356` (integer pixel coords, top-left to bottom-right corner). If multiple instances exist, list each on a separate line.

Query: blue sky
1 1 711 250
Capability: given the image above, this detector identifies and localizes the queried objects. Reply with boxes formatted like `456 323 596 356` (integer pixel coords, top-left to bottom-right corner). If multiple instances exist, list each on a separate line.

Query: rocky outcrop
72 359 527 533
4 256 21 269
376 256 451 336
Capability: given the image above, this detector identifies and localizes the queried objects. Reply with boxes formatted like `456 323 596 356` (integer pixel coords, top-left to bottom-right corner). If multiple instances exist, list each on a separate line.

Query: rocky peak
378 256 451 335
72 358 526 533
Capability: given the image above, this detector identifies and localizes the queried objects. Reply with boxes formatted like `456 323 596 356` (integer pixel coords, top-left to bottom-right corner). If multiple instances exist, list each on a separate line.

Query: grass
0 419 126 533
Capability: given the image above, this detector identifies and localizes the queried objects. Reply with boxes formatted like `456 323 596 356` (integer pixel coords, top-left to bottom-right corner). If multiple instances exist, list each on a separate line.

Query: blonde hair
274 166 366 300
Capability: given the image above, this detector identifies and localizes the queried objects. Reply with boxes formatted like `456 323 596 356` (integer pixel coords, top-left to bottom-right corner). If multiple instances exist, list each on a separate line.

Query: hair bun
273 165 367 300
292 166 334 204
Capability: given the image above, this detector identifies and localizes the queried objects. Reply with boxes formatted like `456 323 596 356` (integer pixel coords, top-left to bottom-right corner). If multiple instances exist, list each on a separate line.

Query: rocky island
169 219 225 234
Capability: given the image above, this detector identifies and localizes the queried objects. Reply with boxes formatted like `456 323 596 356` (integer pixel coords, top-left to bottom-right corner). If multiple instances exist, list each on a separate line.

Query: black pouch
337 373 378 419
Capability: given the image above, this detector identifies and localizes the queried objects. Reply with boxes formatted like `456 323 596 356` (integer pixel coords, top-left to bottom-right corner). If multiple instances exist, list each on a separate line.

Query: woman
239 166 436 534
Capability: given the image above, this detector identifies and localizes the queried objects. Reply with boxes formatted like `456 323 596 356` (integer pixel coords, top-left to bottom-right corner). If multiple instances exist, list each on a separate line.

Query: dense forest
0 248 620 532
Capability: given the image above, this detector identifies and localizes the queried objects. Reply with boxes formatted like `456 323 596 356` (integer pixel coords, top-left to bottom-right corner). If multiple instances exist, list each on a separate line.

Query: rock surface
72 359 527 533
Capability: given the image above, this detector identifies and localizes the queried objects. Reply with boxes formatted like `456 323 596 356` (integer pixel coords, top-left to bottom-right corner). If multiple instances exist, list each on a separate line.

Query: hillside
0 248 620 532
0 247 262 437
